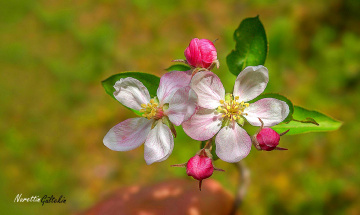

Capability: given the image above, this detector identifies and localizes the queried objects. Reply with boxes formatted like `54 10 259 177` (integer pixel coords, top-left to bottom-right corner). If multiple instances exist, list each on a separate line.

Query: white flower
183 66 289 163
103 71 197 164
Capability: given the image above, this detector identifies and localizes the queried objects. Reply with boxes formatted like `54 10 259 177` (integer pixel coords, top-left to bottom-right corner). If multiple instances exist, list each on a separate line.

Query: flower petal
182 107 222 141
166 86 198 126
243 98 290 126
114 77 150 110
198 39 217 67
233 66 269 102
190 71 225 109
215 124 252 163
184 88 198 121
144 120 174 165
157 71 192 104
185 38 201 67
103 117 152 151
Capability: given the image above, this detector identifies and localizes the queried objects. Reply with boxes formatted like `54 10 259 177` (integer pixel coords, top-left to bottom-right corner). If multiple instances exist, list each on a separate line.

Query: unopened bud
184 38 218 69
256 128 281 151
186 154 214 182
253 118 289 151
171 144 223 190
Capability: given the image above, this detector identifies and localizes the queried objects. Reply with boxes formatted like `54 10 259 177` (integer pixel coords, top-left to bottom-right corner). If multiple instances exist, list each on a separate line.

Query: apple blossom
103 71 197 165
182 66 290 163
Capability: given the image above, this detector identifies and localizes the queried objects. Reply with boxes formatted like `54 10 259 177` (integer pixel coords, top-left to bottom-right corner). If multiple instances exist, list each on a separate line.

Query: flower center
217 95 249 121
140 99 164 120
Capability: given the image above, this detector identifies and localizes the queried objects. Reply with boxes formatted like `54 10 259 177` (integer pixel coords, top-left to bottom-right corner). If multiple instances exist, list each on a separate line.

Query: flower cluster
103 38 290 185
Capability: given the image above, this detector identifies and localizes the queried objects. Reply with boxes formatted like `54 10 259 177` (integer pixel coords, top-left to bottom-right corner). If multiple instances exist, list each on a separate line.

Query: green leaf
292 117 319 126
102 72 160 116
226 16 268 76
165 64 191 72
272 106 342 135
249 93 294 123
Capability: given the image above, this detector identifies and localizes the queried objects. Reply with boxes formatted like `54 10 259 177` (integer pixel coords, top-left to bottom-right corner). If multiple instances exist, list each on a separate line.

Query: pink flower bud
171 146 223 190
184 38 217 68
254 128 289 151
186 154 214 182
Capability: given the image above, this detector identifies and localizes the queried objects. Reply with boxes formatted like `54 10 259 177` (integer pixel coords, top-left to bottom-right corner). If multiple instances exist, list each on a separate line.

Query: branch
229 160 250 215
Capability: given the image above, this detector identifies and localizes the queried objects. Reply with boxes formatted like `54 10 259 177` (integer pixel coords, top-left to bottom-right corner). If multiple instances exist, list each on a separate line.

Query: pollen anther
140 99 164 120
217 95 249 122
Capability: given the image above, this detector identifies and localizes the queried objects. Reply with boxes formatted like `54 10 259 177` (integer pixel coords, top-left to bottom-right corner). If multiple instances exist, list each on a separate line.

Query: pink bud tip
184 38 217 69
256 128 281 151
186 154 214 182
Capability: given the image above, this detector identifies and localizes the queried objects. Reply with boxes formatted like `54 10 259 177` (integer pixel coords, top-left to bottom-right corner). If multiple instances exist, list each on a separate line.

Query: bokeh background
1 0 359 214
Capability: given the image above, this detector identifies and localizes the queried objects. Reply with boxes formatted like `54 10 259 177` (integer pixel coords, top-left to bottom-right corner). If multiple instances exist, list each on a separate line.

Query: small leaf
272 106 342 135
226 16 268 76
249 93 294 123
102 72 160 116
165 64 191 72
200 140 219 161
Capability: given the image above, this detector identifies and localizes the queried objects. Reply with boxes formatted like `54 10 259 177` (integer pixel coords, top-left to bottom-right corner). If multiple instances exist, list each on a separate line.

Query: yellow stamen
139 98 164 120
217 95 249 122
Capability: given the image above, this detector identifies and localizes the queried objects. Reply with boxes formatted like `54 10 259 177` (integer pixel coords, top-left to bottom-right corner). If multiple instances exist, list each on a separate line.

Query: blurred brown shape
81 179 237 215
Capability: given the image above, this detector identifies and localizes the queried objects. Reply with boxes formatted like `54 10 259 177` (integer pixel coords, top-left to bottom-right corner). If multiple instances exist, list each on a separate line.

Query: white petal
166 86 198 126
243 98 290 126
190 71 225 109
233 66 269 102
103 118 152 151
144 120 174 165
215 124 252 163
157 71 192 104
114 77 150 110
182 107 222 141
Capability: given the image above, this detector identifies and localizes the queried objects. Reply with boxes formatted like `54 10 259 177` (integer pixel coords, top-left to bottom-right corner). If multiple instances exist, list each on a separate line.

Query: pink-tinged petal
165 87 188 126
215 124 252 163
184 88 198 121
243 98 290 126
157 71 192 104
190 71 225 109
233 66 269 102
103 118 152 151
166 86 198 126
144 120 174 165
114 77 150 110
198 39 217 68
182 107 222 141
185 38 201 67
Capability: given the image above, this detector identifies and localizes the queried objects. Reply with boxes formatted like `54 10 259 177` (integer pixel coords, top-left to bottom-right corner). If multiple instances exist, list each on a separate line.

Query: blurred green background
1 0 359 214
